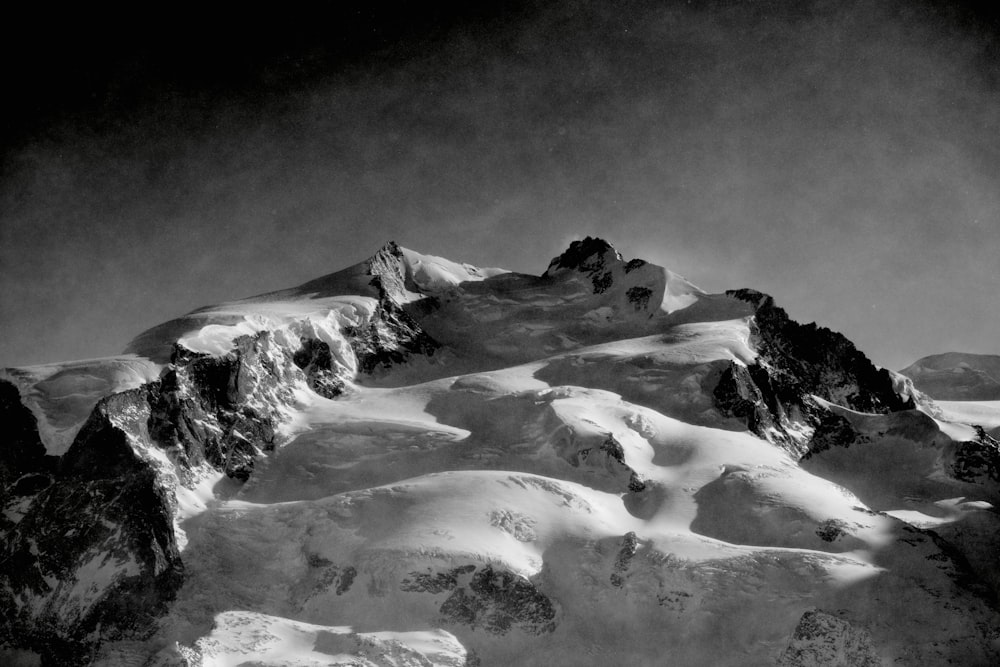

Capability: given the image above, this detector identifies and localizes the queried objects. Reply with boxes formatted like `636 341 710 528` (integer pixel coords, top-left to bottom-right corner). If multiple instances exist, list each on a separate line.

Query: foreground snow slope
2 238 998 666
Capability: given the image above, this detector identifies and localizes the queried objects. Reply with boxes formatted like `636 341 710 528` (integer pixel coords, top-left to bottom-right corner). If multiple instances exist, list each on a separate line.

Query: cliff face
0 381 53 484
713 289 913 456
1 387 183 663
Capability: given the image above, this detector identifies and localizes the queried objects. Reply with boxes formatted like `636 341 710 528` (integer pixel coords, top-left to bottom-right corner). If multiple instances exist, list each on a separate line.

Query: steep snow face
3 238 999 666
900 352 1000 400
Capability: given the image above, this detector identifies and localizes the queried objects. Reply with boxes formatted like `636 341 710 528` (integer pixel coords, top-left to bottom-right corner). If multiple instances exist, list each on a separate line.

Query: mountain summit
2 239 998 666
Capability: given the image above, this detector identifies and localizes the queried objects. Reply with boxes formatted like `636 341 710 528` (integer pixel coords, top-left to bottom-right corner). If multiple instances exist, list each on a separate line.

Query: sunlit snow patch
185 611 467 666
400 247 507 292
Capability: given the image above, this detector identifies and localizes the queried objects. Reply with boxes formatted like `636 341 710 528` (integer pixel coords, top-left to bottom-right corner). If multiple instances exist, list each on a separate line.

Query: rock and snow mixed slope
1 238 999 666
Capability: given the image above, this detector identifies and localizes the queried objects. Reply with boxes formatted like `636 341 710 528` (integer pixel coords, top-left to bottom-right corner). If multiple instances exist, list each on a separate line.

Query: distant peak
544 237 623 276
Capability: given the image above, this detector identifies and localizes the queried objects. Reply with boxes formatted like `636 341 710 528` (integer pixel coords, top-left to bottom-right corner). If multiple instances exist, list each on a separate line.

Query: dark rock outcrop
292 338 344 399
1 390 184 664
1 380 58 545
438 566 557 636
777 609 881 667
345 300 438 375
0 333 299 662
0 380 56 490
401 565 477 595
402 564 557 635
715 290 912 453
152 332 294 482
814 519 850 543
803 411 859 459
544 237 619 275
728 290 911 414
626 286 653 310
713 361 781 436
610 531 639 587
542 236 621 294
949 426 1000 494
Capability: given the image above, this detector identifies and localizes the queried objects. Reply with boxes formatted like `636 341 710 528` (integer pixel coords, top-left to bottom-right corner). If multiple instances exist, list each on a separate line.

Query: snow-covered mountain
2 238 999 666
900 352 1000 401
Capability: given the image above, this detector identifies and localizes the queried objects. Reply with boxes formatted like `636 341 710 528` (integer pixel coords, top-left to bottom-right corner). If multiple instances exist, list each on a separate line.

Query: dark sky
2 1 999 371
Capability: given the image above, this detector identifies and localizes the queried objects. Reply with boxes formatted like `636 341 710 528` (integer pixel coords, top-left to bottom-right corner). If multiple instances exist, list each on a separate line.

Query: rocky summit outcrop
543 236 623 293
540 236 704 317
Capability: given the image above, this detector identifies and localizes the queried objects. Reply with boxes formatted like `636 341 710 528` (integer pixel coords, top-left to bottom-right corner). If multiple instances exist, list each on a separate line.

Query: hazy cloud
2 0 998 368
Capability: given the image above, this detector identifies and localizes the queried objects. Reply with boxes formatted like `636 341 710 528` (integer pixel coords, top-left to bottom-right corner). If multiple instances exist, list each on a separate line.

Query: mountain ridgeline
1 238 997 666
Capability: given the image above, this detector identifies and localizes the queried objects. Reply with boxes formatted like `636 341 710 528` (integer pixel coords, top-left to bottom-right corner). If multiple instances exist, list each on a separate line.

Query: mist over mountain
2 238 998 666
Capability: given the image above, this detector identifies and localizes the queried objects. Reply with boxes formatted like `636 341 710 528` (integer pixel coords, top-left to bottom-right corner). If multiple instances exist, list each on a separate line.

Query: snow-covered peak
275 241 507 303
899 352 1000 401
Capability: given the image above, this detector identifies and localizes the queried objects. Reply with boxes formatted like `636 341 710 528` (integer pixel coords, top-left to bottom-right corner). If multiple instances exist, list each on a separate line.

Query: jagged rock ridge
713 289 913 456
